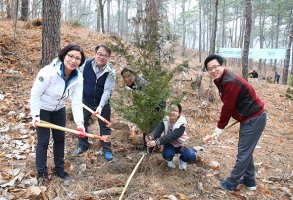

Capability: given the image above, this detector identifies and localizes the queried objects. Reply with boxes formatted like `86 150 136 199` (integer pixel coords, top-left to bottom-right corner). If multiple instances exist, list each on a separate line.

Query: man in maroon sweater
204 54 267 191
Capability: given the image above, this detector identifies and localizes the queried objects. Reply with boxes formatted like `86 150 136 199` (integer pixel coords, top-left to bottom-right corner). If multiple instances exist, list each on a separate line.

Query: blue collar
60 63 78 80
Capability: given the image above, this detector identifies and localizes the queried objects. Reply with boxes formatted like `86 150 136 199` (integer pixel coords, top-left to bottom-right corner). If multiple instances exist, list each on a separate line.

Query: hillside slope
0 20 293 200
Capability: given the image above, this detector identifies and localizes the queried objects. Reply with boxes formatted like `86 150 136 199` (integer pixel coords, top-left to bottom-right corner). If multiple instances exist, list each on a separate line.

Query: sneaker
54 171 69 179
167 160 176 169
73 148 86 155
104 151 113 161
240 178 256 191
178 159 187 171
220 179 237 191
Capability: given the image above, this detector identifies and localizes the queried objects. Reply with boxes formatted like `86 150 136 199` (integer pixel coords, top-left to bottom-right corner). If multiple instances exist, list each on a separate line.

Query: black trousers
36 107 66 175
77 103 112 153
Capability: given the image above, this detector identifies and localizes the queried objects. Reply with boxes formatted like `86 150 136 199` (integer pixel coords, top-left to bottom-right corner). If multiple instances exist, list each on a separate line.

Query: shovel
82 103 111 127
35 120 109 142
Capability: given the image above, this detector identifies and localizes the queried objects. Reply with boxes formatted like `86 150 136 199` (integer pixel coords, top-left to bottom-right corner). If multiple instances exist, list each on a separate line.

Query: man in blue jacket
73 45 116 161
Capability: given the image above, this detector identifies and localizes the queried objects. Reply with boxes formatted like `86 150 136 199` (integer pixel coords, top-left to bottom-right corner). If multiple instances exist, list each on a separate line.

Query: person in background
30 44 86 182
274 72 280 84
121 67 148 90
203 54 267 191
73 45 116 161
248 70 258 78
121 67 148 137
145 103 197 170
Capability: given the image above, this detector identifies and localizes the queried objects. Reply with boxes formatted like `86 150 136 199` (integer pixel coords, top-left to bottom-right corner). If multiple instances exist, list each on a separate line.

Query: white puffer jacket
30 58 84 125
163 115 189 146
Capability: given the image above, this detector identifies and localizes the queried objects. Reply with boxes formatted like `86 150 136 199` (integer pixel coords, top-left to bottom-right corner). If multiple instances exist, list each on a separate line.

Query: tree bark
209 0 218 54
221 0 226 48
198 0 202 62
242 0 252 81
106 0 110 33
117 0 121 36
20 0 29 21
98 0 105 33
181 0 186 55
282 24 293 84
273 13 281 71
41 0 61 68
5 0 12 19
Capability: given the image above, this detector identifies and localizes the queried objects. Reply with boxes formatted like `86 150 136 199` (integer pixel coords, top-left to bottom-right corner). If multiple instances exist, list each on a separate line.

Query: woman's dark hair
170 103 182 114
58 44 86 66
177 103 182 114
121 67 135 76
95 45 111 55
204 54 226 70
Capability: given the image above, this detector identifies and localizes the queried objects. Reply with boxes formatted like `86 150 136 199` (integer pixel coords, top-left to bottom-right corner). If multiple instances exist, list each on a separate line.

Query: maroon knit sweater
214 69 264 129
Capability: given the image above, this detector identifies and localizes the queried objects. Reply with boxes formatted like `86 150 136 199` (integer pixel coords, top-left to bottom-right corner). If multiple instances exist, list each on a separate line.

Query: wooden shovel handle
203 120 239 143
82 103 111 127
35 121 109 142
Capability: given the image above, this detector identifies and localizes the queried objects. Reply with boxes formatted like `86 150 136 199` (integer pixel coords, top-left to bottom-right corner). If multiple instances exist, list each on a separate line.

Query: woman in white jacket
145 103 197 170
30 44 86 181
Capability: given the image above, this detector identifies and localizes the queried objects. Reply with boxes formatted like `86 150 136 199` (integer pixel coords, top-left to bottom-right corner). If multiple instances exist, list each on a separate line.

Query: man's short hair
95 45 111 55
121 67 135 76
204 54 226 70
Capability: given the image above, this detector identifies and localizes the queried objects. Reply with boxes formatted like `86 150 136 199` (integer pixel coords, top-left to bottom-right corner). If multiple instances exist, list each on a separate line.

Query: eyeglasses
66 54 81 62
207 65 221 72
96 52 109 58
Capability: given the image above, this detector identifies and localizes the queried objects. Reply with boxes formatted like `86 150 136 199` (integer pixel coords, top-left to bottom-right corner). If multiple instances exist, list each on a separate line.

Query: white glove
31 116 40 128
213 127 224 139
95 106 102 115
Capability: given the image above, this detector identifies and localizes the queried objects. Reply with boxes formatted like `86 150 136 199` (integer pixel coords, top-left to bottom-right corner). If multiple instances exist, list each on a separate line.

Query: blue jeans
36 107 66 175
77 103 112 153
226 112 267 186
162 143 196 163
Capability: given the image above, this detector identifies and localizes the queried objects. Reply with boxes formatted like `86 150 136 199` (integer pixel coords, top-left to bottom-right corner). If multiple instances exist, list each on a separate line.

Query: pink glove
76 124 86 138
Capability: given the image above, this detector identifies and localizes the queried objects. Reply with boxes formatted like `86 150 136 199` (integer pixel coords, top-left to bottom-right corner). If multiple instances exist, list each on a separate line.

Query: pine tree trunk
99 0 105 33
242 0 252 81
282 23 293 84
106 0 110 33
198 0 202 62
41 0 61 68
181 0 186 55
20 0 28 21
5 0 12 19
221 0 225 48
209 0 218 54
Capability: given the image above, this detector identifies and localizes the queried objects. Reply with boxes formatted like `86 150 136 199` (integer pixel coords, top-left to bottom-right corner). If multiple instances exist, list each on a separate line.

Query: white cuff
96 106 102 113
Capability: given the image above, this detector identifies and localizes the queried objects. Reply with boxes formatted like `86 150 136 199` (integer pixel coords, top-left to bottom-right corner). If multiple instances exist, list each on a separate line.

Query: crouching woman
145 103 196 170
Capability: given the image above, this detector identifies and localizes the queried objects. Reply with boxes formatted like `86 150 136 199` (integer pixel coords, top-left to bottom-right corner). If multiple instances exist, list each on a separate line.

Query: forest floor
0 20 293 200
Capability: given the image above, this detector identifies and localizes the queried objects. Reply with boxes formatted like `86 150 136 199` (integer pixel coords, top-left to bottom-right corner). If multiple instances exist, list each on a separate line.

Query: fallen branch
119 153 146 200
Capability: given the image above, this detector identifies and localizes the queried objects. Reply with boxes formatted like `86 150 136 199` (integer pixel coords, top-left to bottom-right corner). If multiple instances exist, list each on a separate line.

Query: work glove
31 116 40 128
93 106 102 116
213 127 224 139
76 124 86 138
203 127 224 143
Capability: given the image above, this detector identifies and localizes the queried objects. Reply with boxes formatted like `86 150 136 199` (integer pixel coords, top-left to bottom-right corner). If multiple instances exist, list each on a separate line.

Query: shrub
31 18 42 27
